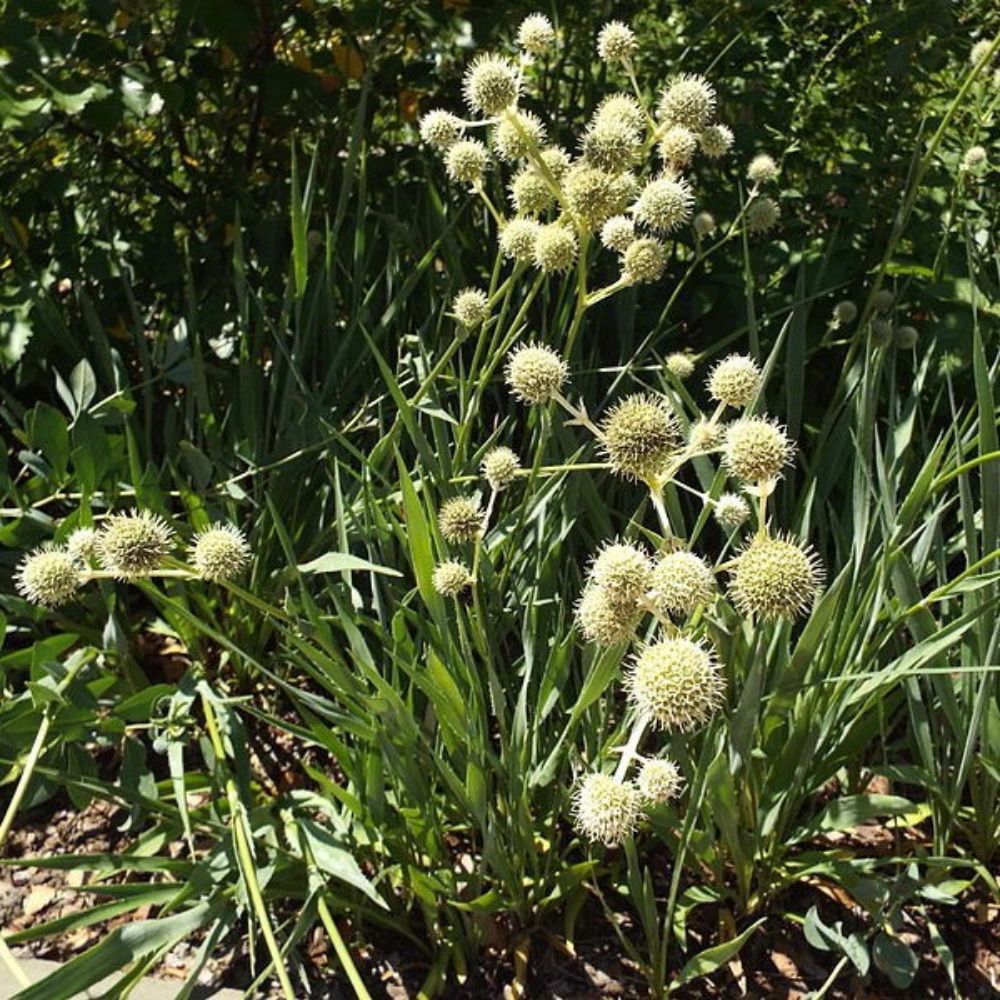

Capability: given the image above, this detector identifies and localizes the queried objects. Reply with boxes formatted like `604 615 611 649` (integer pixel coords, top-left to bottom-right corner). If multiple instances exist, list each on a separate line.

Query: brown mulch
2 798 998 998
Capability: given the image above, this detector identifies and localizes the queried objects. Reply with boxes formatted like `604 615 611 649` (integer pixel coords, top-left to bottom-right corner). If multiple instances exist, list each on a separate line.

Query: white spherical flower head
962 145 988 173
575 584 642 645
693 211 716 238
871 288 895 313
509 168 555 216
707 354 762 409
723 417 794 484
699 123 734 159
665 352 695 380
564 164 623 230
622 238 668 284
971 39 994 67
481 446 521 490
588 541 653 606
190 524 251 582
596 21 637 65
714 493 750 531
895 325 919 350
657 74 716 130
445 139 489 185
433 560 473 597
745 196 780 234
438 497 483 544
462 54 520 116
533 223 578 272
15 545 81 607
632 176 694 234
581 118 642 173
600 214 636 253
97 510 174 580
729 534 823 619
627 637 725 731
689 418 724 452
505 343 568 403
870 318 893 349
637 758 683 804
66 527 100 565
517 13 556 56
573 772 641 846
499 218 541 262
601 393 680 479
493 110 545 161
747 153 779 185
594 94 646 135
419 109 465 150
658 125 698 168
452 287 490 329
650 550 716 615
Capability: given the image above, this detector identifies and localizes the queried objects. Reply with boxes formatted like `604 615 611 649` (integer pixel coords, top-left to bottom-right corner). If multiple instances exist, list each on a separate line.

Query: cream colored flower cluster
15 512 250 607
418 12 783 330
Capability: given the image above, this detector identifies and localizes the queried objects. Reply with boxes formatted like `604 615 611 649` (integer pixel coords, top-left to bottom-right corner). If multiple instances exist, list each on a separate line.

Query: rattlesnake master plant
417 14 818 847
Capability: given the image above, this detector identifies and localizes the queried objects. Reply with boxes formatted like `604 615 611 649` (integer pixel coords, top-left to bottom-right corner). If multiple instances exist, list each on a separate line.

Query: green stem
316 893 374 1000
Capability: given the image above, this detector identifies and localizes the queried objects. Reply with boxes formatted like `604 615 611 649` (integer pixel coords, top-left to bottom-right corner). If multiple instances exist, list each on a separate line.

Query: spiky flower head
657 74 716 130
627 637 725 731
482 446 521 490
581 118 642 173
419 110 465 150
565 164 622 229
462 54 520 116
632 176 694 234
895 325 919 349
699 123 734 159
499 218 541 262
971 39 994 66
66 527 99 565
658 125 698 168
689 418 724 452
729 534 823 619
15 545 81 607
534 223 578 272
665 352 695 380
509 167 555 215
189 524 251 582
745 195 780 234
97 510 174 579
575 584 642 645
693 211 716 238
961 145 988 172
747 153 779 185
872 288 894 312
723 417 794 484
493 110 545 161
621 237 668 284
505 343 568 403
588 541 653 606
637 758 683 804
600 214 636 253
538 146 572 180
833 299 858 324
714 493 751 531
445 139 489 184
870 318 893 348
433 560 474 597
601 393 680 481
573 772 640 846
594 94 646 135
517 13 556 55
438 497 483 543
596 21 637 65
651 551 716 616
452 287 490 328
707 354 762 409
